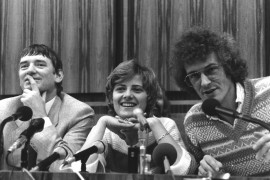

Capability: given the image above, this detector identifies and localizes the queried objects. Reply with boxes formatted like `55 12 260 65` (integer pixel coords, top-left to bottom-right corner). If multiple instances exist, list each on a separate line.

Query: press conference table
1 171 270 180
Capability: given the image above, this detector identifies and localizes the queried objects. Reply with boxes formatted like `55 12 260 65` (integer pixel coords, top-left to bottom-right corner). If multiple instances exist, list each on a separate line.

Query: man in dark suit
0 44 94 171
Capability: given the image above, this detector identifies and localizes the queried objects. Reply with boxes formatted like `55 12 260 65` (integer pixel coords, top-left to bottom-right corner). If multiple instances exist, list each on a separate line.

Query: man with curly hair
172 27 270 176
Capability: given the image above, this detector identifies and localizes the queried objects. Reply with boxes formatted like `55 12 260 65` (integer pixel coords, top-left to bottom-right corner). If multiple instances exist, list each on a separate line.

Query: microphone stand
21 140 30 169
80 157 87 172
138 128 149 174
0 117 14 155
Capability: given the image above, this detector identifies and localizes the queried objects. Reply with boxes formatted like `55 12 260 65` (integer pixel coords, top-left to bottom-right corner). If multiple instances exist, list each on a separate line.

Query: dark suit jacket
0 92 95 171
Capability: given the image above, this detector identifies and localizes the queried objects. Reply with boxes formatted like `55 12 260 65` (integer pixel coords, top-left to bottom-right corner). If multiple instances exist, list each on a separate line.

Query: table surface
1 170 270 180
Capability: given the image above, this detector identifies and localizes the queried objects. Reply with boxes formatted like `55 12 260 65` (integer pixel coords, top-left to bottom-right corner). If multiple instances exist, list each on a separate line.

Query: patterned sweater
184 76 270 176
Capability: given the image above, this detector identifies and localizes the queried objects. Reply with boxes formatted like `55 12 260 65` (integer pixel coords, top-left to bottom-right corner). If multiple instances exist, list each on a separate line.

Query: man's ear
55 69 64 83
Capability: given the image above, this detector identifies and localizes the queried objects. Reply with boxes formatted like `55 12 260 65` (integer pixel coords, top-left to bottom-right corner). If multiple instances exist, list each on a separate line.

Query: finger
126 117 138 123
254 131 266 138
203 156 222 172
198 166 208 176
20 89 31 101
200 159 216 173
256 142 270 160
27 75 39 92
260 142 270 156
117 119 135 126
253 132 270 151
22 88 31 95
263 149 270 162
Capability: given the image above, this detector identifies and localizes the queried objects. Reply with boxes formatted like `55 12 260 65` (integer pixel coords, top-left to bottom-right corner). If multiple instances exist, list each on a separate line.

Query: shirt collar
235 82 245 113
45 96 56 114
206 82 245 121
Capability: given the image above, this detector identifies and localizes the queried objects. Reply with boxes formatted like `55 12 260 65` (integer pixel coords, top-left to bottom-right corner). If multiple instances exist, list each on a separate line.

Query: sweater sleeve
160 117 197 174
183 105 206 174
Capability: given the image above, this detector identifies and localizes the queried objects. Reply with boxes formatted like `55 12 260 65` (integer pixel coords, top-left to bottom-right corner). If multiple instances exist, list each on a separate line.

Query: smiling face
19 54 63 97
184 53 236 107
112 75 148 119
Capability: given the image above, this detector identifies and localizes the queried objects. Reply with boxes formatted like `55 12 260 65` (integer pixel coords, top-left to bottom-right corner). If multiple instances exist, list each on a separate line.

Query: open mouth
121 102 137 107
203 88 216 95
24 77 41 82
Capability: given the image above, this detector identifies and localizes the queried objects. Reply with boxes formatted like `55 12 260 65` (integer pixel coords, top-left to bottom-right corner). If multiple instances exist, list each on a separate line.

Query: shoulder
0 95 21 111
244 77 270 115
184 102 206 125
0 95 21 105
0 95 22 120
58 92 95 118
244 77 270 105
60 92 94 111
246 76 270 94
185 102 203 119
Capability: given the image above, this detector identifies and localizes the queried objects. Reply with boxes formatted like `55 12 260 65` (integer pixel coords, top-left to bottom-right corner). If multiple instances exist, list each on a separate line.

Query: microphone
31 147 66 171
0 106 32 155
8 118 45 153
1 106 32 124
202 98 270 131
62 140 105 166
133 108 149 130
133 108 149 174
152 143 177 174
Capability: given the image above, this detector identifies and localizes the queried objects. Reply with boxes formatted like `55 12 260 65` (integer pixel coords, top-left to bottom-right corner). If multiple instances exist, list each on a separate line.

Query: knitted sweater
184 76 270 176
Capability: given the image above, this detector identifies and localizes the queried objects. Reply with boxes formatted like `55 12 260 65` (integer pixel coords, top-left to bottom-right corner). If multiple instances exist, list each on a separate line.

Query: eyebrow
19 59 47 64
114 84 143 88
187 63 218 74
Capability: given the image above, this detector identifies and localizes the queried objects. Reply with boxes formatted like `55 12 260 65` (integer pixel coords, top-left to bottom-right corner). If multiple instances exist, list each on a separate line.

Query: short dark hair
19 44 63 95
171 27 248 92
106 60 159 117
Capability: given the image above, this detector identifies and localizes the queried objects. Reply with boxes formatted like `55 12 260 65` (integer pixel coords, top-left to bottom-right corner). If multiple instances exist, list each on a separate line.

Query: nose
200 73 211 86
26 64 37 75
123 89 133 99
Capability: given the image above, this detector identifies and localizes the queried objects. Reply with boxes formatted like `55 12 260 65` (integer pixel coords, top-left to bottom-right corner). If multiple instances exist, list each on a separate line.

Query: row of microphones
30 108 178 173
30 140 106 172
8 118 44 153
202 98 270 131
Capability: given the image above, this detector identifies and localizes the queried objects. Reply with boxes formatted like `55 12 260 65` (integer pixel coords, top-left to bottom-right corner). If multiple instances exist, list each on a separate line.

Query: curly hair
106 60 159 117
19 44 63 95
171 27 248 92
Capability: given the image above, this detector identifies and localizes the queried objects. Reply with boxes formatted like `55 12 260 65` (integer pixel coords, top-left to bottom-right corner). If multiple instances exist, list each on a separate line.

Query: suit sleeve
30 101 95 172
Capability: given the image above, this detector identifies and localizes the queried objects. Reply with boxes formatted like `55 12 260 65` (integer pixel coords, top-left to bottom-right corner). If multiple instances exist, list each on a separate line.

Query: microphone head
201 98 220 116
28 118 45 134
133 108 143 116
15 106 33 121
133 108 149 130
152 143 177 166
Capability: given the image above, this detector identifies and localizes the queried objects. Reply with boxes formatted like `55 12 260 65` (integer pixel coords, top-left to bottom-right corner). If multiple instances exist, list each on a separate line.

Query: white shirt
207 82 245 126
42 96 56 128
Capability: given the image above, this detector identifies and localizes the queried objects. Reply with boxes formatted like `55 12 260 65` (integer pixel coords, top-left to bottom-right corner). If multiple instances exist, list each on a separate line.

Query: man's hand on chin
20 75 47 119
